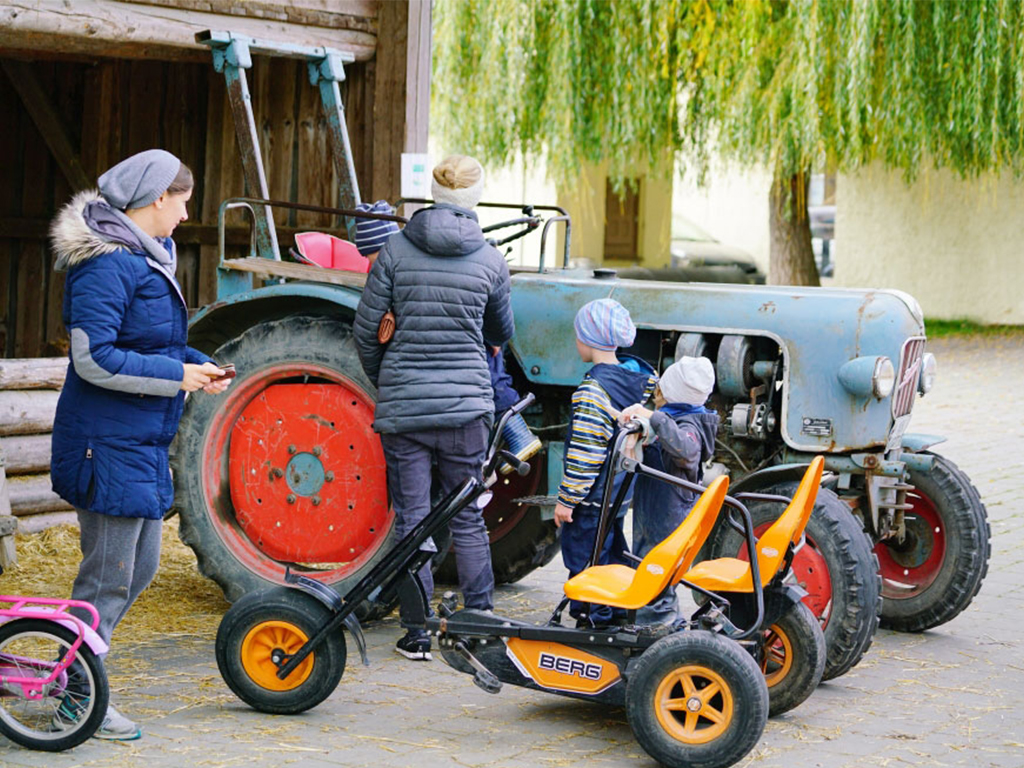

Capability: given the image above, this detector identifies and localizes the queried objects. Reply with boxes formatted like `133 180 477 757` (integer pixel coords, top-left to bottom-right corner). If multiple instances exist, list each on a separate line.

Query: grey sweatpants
69 509 162 649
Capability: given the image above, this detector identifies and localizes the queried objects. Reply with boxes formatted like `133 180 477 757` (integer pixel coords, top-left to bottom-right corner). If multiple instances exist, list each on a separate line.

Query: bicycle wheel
0 618 109 751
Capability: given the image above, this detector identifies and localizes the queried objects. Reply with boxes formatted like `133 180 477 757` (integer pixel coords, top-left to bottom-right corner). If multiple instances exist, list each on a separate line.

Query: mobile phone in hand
212 363 236 382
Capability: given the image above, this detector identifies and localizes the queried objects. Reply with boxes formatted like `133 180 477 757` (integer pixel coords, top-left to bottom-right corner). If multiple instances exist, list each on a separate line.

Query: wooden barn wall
0 54 375 359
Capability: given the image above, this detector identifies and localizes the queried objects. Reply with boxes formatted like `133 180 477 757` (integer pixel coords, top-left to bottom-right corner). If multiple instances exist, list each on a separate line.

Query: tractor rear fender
188 283 362 355
731 463 814 495
900 433 947 453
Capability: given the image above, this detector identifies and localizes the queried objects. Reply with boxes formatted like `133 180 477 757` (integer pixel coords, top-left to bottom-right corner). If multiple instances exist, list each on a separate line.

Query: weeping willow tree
433 0 1024 285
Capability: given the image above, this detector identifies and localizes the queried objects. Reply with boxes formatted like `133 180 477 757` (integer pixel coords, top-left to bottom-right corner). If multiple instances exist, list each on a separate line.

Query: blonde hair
432 155 483 190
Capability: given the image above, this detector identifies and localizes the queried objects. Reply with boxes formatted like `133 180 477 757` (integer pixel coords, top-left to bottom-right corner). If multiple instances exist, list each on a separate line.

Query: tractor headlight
918 352 937 394
872 357 896 399
838 355 895 399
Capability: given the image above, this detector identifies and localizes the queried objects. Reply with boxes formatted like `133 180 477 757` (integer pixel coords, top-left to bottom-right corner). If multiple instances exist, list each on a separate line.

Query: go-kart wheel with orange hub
216 587 346 714
626 631 768 768
704 483 881 681
760 602 825 717
173 315 397 620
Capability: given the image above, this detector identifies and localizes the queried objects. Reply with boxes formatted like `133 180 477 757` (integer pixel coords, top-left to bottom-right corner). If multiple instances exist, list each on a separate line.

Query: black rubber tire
878 452 990 632
0 619 109 751
762 602 826 717
705 483 881 681
626 630 768 768
173 315 397 622
216 587 346 714
435 506 560 586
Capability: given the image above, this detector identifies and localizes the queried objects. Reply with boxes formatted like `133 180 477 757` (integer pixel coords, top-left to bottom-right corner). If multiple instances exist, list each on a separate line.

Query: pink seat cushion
294 232 370 273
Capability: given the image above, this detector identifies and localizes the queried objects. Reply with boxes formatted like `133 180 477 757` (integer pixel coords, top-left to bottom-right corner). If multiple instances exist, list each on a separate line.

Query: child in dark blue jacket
553 299 658 626
620 356 719 626
488 346 541 473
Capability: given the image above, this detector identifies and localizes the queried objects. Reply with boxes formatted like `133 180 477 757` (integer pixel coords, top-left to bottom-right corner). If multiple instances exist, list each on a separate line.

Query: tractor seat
292 232 370 273
683 457 825 593
563 476 729 610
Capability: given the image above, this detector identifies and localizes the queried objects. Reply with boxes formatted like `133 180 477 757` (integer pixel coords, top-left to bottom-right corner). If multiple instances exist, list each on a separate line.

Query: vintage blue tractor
173 32 990 682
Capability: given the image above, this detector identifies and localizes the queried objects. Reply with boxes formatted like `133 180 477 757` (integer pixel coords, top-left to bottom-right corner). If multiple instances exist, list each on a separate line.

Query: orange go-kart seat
563 476 730 610
682 456 825 593
293 232 370 273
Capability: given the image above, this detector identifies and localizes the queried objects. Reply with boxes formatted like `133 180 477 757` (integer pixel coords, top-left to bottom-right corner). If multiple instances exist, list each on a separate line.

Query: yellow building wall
557 163 673 268
835 164 1024 324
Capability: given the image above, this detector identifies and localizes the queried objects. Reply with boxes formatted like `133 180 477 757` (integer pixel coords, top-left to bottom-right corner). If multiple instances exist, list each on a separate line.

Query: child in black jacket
619 356 719 626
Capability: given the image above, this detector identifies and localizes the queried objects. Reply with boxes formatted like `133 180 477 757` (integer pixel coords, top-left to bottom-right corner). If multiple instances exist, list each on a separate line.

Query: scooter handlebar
506 392 535 416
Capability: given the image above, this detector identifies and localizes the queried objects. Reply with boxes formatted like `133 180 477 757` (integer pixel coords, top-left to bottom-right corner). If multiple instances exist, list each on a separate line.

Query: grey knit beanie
98 149 182 210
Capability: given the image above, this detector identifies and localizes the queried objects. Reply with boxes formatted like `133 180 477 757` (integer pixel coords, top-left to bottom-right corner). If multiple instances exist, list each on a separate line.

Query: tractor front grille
892 336 925 418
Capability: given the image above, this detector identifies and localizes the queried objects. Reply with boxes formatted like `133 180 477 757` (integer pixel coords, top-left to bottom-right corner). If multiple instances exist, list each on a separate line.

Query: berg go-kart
215 398 824 768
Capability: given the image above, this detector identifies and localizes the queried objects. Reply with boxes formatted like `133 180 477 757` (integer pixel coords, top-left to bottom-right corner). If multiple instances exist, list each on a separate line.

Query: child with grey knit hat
619 356 719 626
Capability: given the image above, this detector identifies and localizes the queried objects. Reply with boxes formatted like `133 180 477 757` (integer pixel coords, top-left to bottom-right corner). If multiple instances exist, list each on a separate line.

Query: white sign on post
401 153 431 199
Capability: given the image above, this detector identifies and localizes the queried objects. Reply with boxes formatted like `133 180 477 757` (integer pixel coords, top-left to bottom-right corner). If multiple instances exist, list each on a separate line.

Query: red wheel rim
738 523 834 628
483 459 543 542
202 364 393 585
874 490 946 600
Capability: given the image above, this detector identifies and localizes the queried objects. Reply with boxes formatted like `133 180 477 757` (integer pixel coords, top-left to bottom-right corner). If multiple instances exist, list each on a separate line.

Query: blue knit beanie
354 200 400 256
574 298 636 351
98 149 182 210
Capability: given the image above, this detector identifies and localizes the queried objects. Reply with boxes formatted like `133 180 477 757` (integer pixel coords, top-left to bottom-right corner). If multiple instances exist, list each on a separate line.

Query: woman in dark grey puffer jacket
354 155 514 660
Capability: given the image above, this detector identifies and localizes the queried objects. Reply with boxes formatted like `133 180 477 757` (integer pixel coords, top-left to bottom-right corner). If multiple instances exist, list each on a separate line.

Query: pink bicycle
0 571 109 751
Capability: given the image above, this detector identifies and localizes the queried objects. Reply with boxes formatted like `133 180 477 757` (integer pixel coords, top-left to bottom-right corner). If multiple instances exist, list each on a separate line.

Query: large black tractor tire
490 508 560 584
705 483 881 681
173 315 397 622
435 506 560 586
216 587 346 714
626 630 768 768
876 452 990 632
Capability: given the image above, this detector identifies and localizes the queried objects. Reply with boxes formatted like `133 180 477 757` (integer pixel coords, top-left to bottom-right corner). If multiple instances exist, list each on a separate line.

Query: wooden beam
221 257 367 290
404 0 431 155
1 60 92 192
0 217 347 248
131 0 380 35
0 0 378 63
371 0 431 203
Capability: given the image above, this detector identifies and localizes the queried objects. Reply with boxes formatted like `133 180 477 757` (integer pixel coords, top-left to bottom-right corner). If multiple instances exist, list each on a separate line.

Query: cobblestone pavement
1 335 1022 768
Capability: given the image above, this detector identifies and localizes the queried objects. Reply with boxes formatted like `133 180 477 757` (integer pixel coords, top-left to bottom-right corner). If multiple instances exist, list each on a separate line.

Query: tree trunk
0 358 68 390
768 170 820 287
0 391 60 436
7 473 74 515
0 434 52 475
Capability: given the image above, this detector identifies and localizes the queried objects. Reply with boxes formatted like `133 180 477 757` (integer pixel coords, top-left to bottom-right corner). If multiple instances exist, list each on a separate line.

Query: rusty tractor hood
508 269 927 453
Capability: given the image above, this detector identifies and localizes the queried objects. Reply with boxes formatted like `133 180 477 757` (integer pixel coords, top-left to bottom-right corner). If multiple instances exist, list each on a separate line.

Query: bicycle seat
682 457 824 593
563 476 729 610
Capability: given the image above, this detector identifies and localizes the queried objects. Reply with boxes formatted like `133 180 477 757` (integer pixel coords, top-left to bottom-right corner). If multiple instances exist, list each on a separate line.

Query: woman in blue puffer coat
49 149 230 740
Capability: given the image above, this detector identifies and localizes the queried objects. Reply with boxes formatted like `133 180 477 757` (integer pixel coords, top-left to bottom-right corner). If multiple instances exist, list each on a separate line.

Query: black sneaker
395 630 432 661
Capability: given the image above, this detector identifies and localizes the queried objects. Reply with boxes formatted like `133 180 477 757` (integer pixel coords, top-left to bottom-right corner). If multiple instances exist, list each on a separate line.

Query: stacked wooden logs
0 358 76 533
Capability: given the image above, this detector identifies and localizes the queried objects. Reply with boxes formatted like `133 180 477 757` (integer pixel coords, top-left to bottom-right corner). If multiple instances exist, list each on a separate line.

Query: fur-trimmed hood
50 190 124 271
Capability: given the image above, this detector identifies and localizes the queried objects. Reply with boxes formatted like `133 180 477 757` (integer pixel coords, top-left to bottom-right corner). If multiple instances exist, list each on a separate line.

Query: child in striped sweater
553 299 658 627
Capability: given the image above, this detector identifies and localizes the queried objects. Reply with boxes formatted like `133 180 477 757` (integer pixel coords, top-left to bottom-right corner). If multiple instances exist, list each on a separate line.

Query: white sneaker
94 704 142 741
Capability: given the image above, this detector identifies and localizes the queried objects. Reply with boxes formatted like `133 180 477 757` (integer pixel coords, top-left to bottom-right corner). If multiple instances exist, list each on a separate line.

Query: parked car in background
810 204 836 277
669 215 766 284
